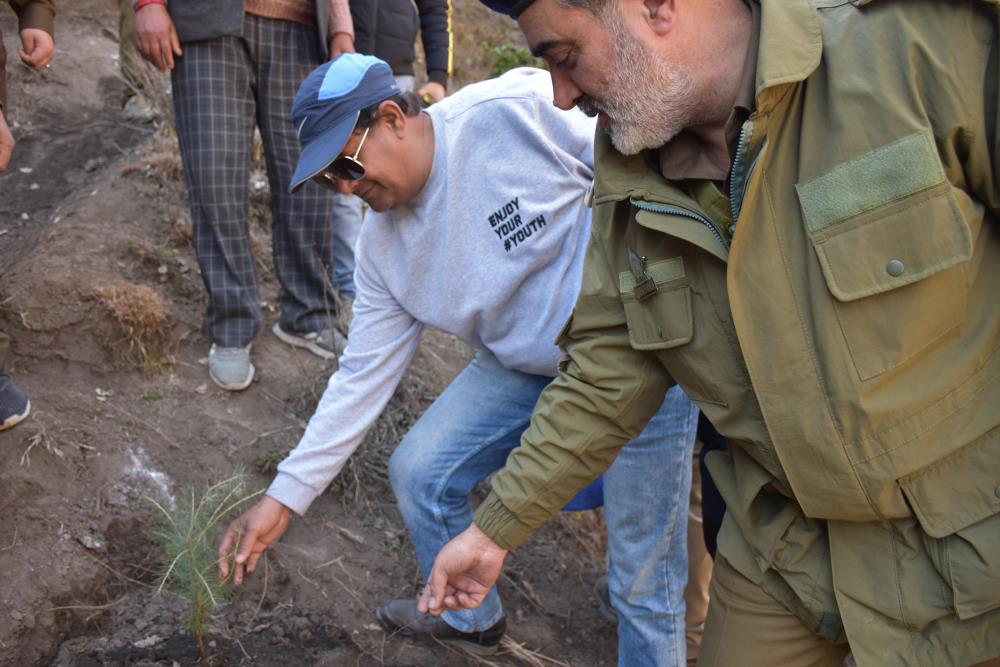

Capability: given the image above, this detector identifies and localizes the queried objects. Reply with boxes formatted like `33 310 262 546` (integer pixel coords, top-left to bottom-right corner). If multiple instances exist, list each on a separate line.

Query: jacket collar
755 0 822 99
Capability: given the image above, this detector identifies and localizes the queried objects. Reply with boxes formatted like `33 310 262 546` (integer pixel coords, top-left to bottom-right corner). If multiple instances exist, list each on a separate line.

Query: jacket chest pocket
796 132 973 381
618 257 727 406
619 257 692 349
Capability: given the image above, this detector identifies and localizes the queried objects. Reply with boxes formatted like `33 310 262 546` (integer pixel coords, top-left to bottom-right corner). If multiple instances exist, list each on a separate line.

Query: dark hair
356 91 424 129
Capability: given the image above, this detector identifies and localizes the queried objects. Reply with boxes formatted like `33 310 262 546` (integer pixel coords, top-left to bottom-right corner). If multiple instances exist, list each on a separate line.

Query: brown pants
697 556 849 667
685 441 713 666
696 556 1000 667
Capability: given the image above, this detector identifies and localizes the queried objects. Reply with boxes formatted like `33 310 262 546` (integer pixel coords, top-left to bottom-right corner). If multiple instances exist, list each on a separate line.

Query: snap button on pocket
886 259 905 276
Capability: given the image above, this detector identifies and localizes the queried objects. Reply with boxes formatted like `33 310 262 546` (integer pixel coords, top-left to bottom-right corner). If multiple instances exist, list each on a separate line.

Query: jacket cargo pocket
899 430 1000 620
796 132 972 381
618 257 692 350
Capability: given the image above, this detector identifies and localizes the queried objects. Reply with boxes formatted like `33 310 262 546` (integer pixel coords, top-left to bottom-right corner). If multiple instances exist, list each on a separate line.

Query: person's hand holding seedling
218 495 293 584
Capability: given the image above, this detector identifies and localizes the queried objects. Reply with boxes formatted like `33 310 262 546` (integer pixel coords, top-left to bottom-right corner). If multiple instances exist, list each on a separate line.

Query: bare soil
0 2 616 666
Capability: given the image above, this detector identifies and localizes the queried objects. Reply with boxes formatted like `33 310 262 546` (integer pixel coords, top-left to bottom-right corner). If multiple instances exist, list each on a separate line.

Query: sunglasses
315 124 372 189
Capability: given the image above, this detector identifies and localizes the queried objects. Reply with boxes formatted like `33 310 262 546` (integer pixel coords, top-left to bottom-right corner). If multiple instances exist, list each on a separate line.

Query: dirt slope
0 2 615 666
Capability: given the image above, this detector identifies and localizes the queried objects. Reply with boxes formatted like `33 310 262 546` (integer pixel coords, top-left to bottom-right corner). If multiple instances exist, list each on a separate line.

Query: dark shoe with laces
375 598 506 656
0 370 30 431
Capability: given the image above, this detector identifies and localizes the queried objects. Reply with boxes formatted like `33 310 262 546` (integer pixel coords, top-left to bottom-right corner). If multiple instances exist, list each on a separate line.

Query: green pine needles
146 472 263 657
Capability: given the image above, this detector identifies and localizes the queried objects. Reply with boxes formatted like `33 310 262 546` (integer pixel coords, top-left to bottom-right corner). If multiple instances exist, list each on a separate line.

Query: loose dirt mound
0 2 614 665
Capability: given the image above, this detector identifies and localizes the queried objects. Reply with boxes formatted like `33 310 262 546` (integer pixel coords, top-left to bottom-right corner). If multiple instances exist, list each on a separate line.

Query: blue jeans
389 351 698 666
330 193 361 298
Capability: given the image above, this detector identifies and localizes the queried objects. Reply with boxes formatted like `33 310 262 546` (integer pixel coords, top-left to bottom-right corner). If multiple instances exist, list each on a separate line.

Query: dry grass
555 509 607 568
118 46 173 124
94 282 170 371
118 127 183 188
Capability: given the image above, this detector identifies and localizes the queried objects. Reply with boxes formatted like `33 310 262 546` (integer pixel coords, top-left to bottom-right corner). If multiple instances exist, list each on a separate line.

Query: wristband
133 0 166 12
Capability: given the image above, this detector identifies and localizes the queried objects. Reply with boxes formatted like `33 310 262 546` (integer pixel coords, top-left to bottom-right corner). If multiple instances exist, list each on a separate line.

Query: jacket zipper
728 120 753 228
630 198 731 250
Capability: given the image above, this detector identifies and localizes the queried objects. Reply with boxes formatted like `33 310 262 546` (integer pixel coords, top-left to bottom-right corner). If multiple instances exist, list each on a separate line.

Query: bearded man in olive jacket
420 2 1000 666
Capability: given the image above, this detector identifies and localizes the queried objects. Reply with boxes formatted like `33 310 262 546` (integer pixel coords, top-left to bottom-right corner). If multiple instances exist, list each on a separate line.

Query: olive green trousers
697 556 1000 667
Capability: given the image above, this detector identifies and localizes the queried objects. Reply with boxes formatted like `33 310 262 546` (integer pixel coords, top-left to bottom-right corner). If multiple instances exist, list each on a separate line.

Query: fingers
217 521 240 578
419 565 450 615
134 7 180 71
137 33 163 71
19 29 55 70
232 522 263 586
164 27 182 71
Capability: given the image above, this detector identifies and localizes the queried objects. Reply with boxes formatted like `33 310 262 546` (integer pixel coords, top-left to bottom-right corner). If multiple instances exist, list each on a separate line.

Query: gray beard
581 8 696 156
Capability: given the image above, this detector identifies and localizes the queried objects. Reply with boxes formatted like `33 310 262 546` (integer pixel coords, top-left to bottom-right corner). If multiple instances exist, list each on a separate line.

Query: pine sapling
146 472 263 658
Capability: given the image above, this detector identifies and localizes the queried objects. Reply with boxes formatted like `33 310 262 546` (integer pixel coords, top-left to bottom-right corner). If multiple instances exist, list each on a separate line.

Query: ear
642 0 676 35
377 100 408 138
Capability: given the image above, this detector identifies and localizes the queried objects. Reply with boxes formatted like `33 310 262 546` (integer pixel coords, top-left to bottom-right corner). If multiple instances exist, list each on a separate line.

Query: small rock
195 383 208 395
84 157 106 173
133 634 163 649
78 534 105 552
18 166 32 174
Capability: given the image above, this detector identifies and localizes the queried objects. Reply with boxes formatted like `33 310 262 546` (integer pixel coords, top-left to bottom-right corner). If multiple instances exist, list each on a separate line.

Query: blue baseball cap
289 53 400 193
479 0 538 17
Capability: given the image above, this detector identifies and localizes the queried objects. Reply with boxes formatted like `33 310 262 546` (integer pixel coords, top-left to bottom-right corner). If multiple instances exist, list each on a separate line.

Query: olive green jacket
473 1 1000 664
0 0 55 109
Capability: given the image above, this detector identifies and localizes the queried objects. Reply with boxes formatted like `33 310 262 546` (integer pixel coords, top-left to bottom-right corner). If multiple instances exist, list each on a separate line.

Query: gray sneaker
337 297 354 334
272 323 346 360
208 344 255 391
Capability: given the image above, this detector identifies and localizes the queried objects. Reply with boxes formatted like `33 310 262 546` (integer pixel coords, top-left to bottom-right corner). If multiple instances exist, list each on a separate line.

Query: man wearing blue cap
418 1 1000 667
219 53 700 661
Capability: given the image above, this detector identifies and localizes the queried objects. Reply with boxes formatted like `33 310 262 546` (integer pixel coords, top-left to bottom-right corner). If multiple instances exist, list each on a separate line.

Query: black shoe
375 598 505 656
0 371 30 432
593 574 618 625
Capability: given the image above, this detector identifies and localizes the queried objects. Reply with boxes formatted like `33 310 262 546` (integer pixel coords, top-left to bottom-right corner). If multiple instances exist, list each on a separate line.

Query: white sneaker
208 344 255 391
272 323 346 360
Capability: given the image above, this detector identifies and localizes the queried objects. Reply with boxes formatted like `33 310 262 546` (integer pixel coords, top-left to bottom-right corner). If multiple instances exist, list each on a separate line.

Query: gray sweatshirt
269 68 597 515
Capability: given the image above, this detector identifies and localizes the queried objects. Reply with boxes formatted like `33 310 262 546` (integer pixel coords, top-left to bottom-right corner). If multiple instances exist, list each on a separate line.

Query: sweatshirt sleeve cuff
328 0 354 41
267 472 320 516
427 70 449 88
472 493 533 551
19 4 56 36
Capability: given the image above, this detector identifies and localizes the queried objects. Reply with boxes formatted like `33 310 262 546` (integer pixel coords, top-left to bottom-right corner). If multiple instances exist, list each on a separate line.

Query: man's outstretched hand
217 495 292 585
417 523 508 615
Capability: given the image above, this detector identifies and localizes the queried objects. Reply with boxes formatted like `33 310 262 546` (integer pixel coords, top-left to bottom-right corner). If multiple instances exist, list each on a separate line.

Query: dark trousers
172 14 339 347
697 413 727 558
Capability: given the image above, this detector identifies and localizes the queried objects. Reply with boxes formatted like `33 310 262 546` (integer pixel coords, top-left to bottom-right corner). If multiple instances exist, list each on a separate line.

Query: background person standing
0 0 55 430
134 0 355 391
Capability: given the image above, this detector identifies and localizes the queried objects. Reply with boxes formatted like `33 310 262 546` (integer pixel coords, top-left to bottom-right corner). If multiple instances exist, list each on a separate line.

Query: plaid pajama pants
172 13 348 348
